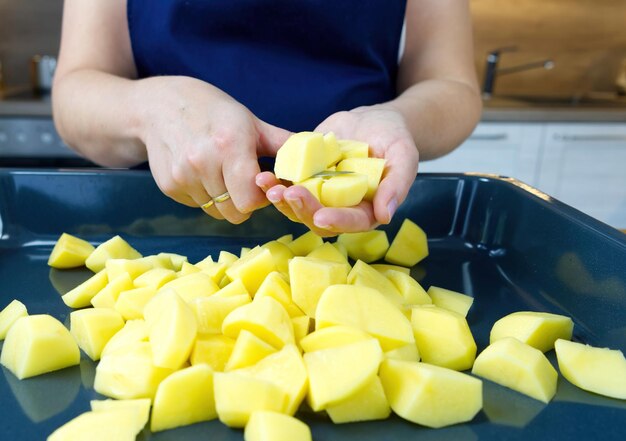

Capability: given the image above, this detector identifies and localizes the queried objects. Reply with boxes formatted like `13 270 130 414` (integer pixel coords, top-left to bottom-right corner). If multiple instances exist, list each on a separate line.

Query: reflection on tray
49 267 93 296
482 380 546 428
80 359 96 390
554 377 626 410
2 365 81 423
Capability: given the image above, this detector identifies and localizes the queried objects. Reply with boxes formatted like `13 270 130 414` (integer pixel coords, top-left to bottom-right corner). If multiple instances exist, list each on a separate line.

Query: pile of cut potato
1 132 625 440
1 220 625 440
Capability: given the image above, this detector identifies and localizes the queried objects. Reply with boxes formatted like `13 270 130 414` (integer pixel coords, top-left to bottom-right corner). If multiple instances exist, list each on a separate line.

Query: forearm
52 70 147 167
384 78 482 161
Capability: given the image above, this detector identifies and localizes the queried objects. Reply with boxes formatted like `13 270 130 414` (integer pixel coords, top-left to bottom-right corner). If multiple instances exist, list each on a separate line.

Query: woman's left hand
256 105 419 236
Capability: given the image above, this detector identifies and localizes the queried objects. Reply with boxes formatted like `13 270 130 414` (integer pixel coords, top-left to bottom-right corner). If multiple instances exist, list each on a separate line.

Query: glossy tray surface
1 169 625 440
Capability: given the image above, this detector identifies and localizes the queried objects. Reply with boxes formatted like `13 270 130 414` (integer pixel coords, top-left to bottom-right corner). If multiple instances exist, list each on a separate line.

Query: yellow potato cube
101 319 148 357
196 258 228 283
62 270 108 309
47 409 140 441
320 173 369 207
244 411 312 441
276 234 293 245
191 335 236 372
371 263 411 275
338 139 369 159
316 284 414 351
115 286 158 320
411 305 476 371
0 299 28 340
427 286 474 317
332 240 348 258
178 261 202 276
384 219 428 266
133 267 176 289
160 272 220 303
338 231 389 263
472 337 558 403
151 364 217 432
336 157 385 200
214 372 289 428
158 252 188 271
234 344 308 415
384 270 431 306
212 278 249 298
255 272 303 318
291 315 311 344
300 325 371 353
105 258 152 281
260 241 294 275
0 315 80 379
193 294 251 335
326 376 390 424
304 338 383 411
48 233 95 269
90 398 151 434
94 342 174 400
297 177 323 202
144 290 198 369
218 250 240 265
555 339 626 399
347 260 404 309
85 235 142 273
380 359 482 428
289 256 349 317
275 132 340 182
287 231 324 256
385 342 420 362
307 242 349 267
137 254 174 270
225 330 277 371
91 273 134 309
222 296 294 349
70 308 125 361
491 311 574 352
226 247 276 295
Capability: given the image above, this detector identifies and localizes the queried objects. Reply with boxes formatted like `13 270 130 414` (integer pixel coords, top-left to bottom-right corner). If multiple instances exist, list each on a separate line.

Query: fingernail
286 196 302 210
387 198 398 221
314 219 331 229
267 191 281 203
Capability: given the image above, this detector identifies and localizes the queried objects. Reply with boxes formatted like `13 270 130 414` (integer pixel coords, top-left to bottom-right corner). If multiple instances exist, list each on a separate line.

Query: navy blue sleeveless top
128 0 406 132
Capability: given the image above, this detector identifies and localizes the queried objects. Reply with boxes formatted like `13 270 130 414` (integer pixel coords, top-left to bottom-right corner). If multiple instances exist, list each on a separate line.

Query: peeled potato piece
0 299 28 340
244 411 312 441
491 311 573 352
48 233 95 269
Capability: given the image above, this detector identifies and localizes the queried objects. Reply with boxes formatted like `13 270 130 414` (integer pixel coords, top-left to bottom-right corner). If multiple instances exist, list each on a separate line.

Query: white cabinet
419 121 626 229
537 124 626 228
418 123 544 185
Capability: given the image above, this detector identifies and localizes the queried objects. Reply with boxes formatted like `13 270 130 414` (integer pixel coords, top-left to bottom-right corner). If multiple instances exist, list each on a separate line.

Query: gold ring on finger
213 192 231 204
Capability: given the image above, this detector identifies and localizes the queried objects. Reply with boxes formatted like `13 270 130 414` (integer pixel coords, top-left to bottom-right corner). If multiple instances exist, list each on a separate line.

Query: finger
265 185 301 223
255 171 282 193
312 202 378 233
255 120 293 157
283 186 337 237
372 139 419 224
222 150 268 216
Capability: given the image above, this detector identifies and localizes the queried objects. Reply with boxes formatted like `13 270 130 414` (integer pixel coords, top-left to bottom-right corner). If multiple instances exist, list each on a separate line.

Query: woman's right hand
136 76 291 223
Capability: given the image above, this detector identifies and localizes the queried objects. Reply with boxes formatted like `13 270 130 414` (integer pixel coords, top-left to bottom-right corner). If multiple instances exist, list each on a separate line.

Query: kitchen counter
2 88 626 122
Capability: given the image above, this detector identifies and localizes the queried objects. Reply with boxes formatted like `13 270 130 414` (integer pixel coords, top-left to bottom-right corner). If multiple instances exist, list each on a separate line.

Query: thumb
256 119 293 157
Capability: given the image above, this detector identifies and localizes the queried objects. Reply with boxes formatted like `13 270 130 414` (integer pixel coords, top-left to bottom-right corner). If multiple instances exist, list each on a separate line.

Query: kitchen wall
1 0 625 97
472 0 626 97
0 0 63 89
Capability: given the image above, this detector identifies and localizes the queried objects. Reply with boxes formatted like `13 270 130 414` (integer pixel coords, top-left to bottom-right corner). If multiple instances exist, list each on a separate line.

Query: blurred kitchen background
0 0 625 230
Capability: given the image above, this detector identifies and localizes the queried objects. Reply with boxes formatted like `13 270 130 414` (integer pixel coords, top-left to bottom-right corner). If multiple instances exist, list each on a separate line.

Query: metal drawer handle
468 133 509 141
553 134 626 142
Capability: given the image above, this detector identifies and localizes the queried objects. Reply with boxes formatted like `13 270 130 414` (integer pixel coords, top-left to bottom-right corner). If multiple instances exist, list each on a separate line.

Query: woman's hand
138 76 292 223
256 105 419 236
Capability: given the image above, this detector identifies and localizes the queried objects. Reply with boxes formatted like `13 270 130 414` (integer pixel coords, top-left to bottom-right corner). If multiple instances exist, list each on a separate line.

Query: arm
53 0 291 223
258 0 481 234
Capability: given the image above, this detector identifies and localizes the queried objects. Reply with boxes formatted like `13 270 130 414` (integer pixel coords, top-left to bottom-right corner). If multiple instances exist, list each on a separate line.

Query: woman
53 0 481 235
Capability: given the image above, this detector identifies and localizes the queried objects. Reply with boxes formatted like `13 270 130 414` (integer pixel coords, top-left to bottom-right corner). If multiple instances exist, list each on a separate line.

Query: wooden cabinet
419 121 626 229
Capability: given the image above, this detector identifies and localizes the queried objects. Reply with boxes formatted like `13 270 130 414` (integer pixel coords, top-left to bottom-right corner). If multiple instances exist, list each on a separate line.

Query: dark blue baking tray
0 169 625 441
